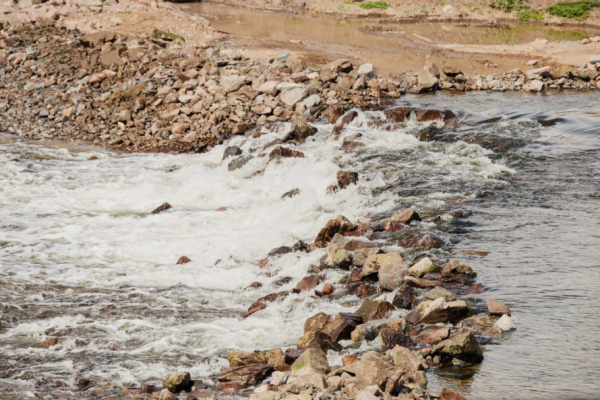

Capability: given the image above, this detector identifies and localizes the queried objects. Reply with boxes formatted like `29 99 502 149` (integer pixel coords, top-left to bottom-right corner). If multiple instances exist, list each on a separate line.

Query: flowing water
1 92 599 399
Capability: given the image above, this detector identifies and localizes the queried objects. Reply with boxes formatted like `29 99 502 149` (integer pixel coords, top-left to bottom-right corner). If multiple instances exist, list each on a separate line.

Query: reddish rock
244 291 289 317
344 241 372 251
384 106 412 123
313 215 354 248
323 313 363 342
439 388 467 400
246 282 263 290
347 268 364 284
380 327 413 351
304 312 329 333
392 285 416 310
382 209 421 231
415 327 450 345
269 146 305 162
151 202 172 214
347 281 379 298
217 364 273 393
321 283 334 295
176 256 192 265
296 274 324 292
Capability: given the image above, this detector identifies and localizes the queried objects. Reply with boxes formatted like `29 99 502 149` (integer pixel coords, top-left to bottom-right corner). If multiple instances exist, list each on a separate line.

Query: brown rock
352 247 381 267
415 327 450 345
355 299 394 322
321 283 334 295
404 276 443 288
487 299 511 316
439 388 467 400
296 274 324 291
337 171 358 189
297 330 342 352
42 337 60 348
342 355 361 366
382 210 421 231
304 312 329 333
268 146 305 162
380 327 413 351
228 349 282 367
151 202 172 214
176 256 192 265
392 285 416 310
322 313 363 342
347 281 379 298
217 364 274 392
363 253 403 276
288 118 317 143
432 332 483 364
384 107 411 123
245 291 289 317
313 215 354 248
405 298 471 325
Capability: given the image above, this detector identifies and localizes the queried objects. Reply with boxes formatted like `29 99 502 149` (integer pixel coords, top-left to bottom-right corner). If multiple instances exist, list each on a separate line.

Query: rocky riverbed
1 2 599 400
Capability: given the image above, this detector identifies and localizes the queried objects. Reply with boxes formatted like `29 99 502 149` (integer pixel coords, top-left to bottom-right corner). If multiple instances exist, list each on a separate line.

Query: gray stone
280 87 308 108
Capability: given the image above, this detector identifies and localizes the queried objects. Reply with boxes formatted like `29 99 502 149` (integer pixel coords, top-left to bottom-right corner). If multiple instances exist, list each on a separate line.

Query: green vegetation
517 8 543 20
360 1 391 10
546 0 597 20
494 0 523 12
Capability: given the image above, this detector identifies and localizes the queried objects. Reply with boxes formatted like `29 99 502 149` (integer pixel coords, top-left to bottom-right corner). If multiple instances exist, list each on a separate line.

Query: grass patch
546 1 596 20
517 8 543 20
360 1 391 10
494 0 523 12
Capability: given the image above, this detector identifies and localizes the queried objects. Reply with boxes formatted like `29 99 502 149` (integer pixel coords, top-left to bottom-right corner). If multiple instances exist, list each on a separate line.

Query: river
1 91 599 399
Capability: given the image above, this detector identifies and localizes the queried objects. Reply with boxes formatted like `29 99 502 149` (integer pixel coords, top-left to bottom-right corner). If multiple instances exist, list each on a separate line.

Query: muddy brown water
183 2 598 75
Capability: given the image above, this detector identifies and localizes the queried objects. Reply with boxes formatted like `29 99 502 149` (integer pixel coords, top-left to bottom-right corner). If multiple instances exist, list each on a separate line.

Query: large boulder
405 297 471 325
291 348 330 377
432 331 483 364
362 253 403 276
355 299 394 322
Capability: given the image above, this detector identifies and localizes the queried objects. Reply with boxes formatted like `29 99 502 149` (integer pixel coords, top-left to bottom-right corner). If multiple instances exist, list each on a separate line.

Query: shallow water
184 3 597 74
1 92 600 399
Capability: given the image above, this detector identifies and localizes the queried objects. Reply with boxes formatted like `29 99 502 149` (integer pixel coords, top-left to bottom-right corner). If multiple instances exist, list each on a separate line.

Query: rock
487 299 511 316
404 276 443 288
269 146 305 161
270 371 289 386
303 94 321 109
223 146 242 161
405 298 471 325
356 391 379 400
352 351 397 391
187 389 215 399
304 312 329 333
392 285 416 309
590 55 600 64
288 118 317 143
313 216 354 248
229 349 283 367
342 355 361 366
380 327 412 351
291 348 330 377
415 327 450 345
257 81 279 95
357 63 375 78
417 69 438 89
163 371 191 393
41 337 60 348
280 87 308 108
79 31 116 47
159 388 178 400
221 75 247 93
348 281 380 298
526 66 551 79
363 253 403 276
432 332 483 364
493 314 516 332
441 4 458 17
439 387 467 400
378 257 409 291
353 247 381 267
337 171 358 189
524 80 544 92
217 364 274 392
320 283 335 296
152 29 184 42
458 315 495 333
442 66 462 77
424 61 440 78
384 107 412 123
296 274 324 291
355 299 394 322
151 202 172 214
245 291 289 317
323 313 363 342
99 50 123 68
292 372 327 390
441 260 476 277
382 210 421 231
391 346 427 382
549 65 573 79
176 256 192 265
408 257 439 277
228 155 253 171
297 330 342 352
424 287 455 302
